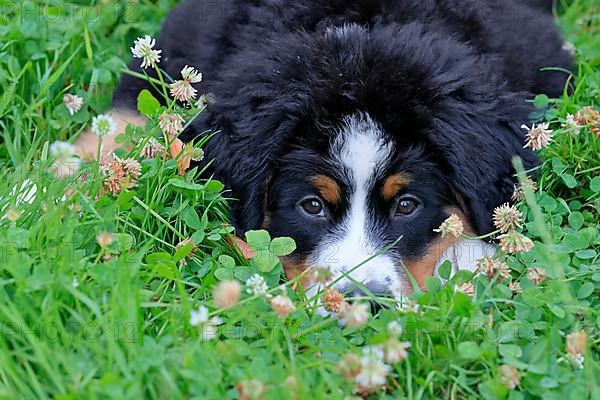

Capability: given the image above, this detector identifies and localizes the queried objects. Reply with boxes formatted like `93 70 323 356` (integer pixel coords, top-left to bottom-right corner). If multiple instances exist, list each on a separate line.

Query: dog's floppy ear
197 111 298 234
190 31 324 234
194 70 308 234
430 92 538 234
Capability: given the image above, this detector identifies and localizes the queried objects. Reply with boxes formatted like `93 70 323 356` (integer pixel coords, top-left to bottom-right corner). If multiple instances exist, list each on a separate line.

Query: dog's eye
395 197 419 216
299 198 325 217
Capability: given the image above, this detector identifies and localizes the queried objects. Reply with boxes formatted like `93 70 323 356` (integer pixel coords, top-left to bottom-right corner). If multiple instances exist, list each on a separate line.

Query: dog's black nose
339 282 389 299
339 284 390 313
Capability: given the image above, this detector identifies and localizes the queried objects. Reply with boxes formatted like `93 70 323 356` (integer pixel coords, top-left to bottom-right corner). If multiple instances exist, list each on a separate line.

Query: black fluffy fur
114 0 572 235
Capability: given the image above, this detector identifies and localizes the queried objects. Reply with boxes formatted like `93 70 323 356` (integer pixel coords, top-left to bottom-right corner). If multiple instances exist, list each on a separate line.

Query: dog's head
198 23 538 295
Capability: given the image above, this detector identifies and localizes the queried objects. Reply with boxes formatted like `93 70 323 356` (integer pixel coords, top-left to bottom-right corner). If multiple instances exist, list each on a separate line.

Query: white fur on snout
308 113 403 298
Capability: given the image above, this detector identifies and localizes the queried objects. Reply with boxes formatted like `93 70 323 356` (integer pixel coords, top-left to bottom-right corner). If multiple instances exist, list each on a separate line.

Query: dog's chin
295 238 497 319
303 270 406 320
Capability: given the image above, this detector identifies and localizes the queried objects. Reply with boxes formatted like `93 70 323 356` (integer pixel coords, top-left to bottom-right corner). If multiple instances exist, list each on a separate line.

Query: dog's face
202 24 538 296
266 114 458 295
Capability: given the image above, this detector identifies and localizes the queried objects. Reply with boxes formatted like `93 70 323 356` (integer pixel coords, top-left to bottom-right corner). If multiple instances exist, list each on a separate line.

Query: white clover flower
140 137 166 159
455 282 475 297
562 114 581 135
100 155 142 195
72 277 79 288
130 35 162 69
340 302 370 328
527 267 547 285
191 147 204 162
522 123 553 150
49 141 76 160
382 338 411 364
434 214 464 238
189 305 222 340
492 203 523 233
245 274 271 297
96 232 114 248
237 379 266 400
508 280 522 295
322 288 344 313
561 41 576 55
91 114 117 137
387 320 403 338
571 354 584 369
63 93 83 115
181 65 203 83
476 256 511 282
158 113 185 137
189 305 210 326
354 346 390 390
337 353 362 380
169 65 202 102
270 294 295 317
512 176 537 202
170 80 198 102
498 232 534 254
5 208 21 222
574 106 600 126
499 364 521 389
213 280 241 309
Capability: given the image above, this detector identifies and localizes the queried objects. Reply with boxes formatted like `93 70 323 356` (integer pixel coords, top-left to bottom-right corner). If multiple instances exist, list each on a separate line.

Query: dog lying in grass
79 0 572 298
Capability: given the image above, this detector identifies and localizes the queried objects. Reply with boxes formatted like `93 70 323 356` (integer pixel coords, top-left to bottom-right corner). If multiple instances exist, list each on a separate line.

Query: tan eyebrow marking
381 172 411 201
311 175 341 204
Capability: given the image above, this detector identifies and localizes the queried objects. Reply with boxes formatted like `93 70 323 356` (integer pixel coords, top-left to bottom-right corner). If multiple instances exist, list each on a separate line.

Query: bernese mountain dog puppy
108 0 572 298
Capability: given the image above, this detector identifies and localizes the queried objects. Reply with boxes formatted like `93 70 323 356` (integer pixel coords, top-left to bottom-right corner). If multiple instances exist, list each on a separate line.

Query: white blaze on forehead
337 115 393 185
309 113 402 294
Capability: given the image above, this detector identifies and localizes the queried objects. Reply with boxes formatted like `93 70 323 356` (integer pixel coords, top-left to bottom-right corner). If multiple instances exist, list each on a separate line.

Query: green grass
0 1 598 399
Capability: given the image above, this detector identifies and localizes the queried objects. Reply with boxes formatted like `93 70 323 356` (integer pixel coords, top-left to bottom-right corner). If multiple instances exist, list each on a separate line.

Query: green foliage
245 230 296 273
138 89 161 117
0 0 598 399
